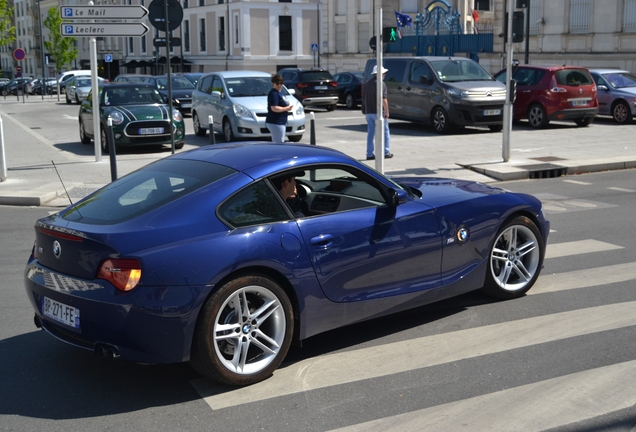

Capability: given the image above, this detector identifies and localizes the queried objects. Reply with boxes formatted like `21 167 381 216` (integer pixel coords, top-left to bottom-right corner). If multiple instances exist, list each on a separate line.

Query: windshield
76 79 92 87
103 87 165 105
224 77 272 97
156 76 195 89
602 72 636 88
430 60 494 82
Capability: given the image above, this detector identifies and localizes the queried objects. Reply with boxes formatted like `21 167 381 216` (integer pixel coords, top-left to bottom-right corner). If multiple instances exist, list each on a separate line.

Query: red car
495 65 598 128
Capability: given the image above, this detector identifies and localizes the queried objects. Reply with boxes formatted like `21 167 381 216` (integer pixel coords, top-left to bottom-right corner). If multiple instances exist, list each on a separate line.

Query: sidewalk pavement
1 97 636 207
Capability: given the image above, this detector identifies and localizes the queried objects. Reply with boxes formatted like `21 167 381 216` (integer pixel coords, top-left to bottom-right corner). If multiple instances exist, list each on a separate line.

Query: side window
218 181 290 228
199 76 213 93
383 60 406 83
409 61 433 84
211 76 224 95
337 74 351 84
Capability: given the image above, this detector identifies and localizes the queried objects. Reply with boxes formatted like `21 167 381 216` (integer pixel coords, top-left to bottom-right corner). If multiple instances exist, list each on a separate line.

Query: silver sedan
66 77 106 104
589 69 636 124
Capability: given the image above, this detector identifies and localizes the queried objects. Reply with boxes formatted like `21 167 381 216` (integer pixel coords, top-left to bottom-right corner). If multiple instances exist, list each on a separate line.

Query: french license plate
483 109 501 116
572 100 587 106
43 296 80 328
139 127 164 135
315 85 328 90
181 104 192 108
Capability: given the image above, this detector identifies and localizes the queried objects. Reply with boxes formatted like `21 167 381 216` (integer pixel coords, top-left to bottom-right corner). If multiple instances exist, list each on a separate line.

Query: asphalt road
1 99 636 431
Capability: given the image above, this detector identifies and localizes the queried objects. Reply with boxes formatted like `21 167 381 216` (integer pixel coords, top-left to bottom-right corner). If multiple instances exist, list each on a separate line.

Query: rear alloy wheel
193 112 207 137
223 118 235 142
482 216 545 300
574 117 594 127
432 107 451 134
190 275 294 386
79 121 91 144
527 104 549 129
345 94 356 109
611 101 633 124
75 94 80 104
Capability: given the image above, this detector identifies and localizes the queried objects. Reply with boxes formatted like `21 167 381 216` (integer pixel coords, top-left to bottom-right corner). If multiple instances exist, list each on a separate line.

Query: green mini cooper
79 83 186 153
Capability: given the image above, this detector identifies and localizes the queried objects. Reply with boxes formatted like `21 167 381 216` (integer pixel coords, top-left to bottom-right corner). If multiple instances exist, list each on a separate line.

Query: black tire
611 101 633 124
100 127 109 154
79 121 91 144
481 215 545 300
288 135 302 142
190 275 294 386
66 93 71 104
574 117 594 127
193 112 207 137
75 94 80 104
489 124 503 132
345 94 356 109
175 142 184 149
222 118 235 142
527 104 549 129
326 104 336 112
431 107 451 134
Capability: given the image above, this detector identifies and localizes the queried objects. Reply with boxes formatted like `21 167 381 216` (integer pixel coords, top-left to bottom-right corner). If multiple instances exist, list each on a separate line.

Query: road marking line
530 261 636 295
608 186 635 192
545 239 623 259
563 179 592 185
191 301 636 410
330 359 636 432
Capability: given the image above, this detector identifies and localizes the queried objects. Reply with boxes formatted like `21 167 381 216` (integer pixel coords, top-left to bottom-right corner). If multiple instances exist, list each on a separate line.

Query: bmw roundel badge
53 240 62 258
457 226 470 243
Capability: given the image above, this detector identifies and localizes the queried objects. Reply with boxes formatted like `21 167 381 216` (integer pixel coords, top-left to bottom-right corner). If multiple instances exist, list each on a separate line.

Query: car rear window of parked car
554 69 593 86
62 160 236 225
300 71 333 81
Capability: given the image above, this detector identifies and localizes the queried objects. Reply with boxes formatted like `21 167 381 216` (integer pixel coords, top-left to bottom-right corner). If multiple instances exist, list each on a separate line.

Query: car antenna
51 160 75 207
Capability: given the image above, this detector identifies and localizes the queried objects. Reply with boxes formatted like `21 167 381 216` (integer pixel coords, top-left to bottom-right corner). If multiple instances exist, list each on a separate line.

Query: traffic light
503 11 525 43
382 27 398 43
509 79 517 103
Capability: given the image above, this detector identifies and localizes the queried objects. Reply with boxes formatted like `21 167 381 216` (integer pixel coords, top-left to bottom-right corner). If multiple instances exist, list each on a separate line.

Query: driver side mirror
388 188 408 206
597 84 608 91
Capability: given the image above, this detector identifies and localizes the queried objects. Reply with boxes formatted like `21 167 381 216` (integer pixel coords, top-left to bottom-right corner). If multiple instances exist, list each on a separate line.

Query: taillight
297 82 310 89
329 81 338 87
98 259 142 292
549 76 567 93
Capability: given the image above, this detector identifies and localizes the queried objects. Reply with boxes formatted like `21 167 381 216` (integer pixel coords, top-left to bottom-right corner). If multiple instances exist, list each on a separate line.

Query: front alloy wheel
482 216 545 299
190 275 293 386
432 107 450 134
193 112 207 137
612 101 632 124
223 118 235 142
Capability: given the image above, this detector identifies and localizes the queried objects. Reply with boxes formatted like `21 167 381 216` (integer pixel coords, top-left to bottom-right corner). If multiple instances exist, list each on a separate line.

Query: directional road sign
61 23 149 37
60 6 149 20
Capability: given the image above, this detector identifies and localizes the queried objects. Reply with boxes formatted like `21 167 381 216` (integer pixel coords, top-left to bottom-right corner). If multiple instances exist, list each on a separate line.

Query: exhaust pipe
34 314 42 328
95 344 121 360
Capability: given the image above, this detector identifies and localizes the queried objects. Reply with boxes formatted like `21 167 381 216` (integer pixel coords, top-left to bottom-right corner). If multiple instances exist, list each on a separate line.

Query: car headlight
233 104 253 119
447 88 469 98
294 104 304 116
173 109 182 122
109 111 124 125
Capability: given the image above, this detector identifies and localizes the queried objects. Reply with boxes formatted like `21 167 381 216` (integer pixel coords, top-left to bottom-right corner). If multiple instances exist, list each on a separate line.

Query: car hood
608 86 636 96
446 81 506 94
231 95 301 110
392 177 508 207
103 104 172 121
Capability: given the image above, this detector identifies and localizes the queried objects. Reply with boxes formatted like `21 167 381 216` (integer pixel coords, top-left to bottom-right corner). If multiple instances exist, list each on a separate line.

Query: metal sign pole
375 7 384 174
163 0 176 154
502 0 515 163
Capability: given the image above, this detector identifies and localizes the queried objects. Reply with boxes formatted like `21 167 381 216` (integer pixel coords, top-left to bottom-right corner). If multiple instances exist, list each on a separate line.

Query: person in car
266 74 294 143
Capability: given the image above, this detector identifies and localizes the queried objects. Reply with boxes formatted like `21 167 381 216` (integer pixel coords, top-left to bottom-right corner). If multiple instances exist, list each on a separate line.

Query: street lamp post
37 0 46 100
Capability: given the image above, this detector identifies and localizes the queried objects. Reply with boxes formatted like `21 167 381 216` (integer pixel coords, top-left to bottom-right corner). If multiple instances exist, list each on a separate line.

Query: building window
358 21 370 53
200 18 206 51
279 16 292 51
401 0 418 13
218 16 225 51
141 34 147 53
184 20 190 51
474 0 491 11
336 23 346 53
359 0 370 14
528 0 541 35
624 0 636 32
234 14 239 45
569 0 590 34
128 37 134 54
183 0 188 8
337 1 346 15
199 0 204 6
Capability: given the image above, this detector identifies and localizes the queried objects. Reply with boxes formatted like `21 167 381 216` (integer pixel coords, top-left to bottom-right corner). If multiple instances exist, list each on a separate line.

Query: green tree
43 7 77 83
0 0 16 49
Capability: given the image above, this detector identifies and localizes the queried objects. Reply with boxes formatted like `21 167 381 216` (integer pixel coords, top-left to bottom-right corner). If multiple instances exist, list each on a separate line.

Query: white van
58 70 92 91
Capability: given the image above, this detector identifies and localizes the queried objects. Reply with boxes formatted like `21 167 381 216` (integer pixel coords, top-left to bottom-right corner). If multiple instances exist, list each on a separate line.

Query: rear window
555 69 593 86
62 159 236 225
300 71 333 81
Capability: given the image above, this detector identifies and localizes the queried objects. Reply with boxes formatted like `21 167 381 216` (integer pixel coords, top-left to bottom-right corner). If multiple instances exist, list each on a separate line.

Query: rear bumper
548 107 599 121
300 96 339 107
24 260 205 364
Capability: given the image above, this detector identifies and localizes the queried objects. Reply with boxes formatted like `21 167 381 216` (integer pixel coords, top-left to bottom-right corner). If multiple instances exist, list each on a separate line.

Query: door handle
310 234 334 248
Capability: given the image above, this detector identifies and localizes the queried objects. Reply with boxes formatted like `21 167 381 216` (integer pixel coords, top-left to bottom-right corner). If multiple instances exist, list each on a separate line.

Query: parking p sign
63 25 74 35
105 54 113 63
62 7 73 17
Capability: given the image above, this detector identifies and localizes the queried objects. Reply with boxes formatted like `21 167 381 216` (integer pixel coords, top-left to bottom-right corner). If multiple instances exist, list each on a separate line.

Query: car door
81 91 95 137
382 59 408 118
402 60 438 122
208 75 226 133
513 68 545 119
293 166 442 303
194 75 213 126
591 73 612 116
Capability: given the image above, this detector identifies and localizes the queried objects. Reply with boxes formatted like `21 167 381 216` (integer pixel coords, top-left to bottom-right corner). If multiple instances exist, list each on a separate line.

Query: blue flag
395 11 412 28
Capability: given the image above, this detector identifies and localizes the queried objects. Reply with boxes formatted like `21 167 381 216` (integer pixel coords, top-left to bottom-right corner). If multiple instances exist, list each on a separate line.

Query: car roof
515 65 591 71
102 83 156 88
201 70 271 79
173 142 354 178
587 68 629 74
